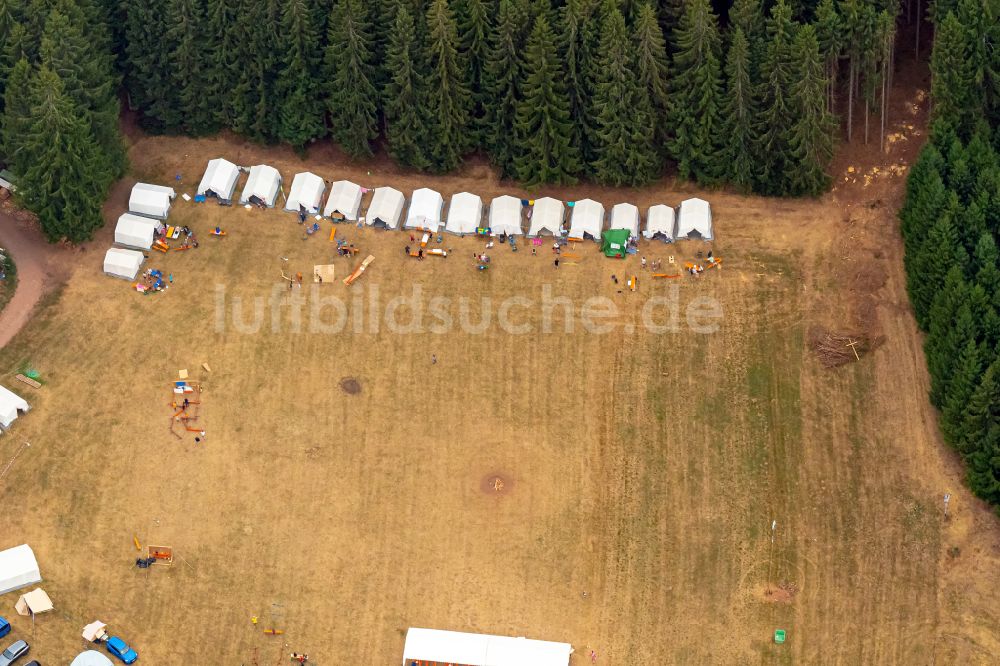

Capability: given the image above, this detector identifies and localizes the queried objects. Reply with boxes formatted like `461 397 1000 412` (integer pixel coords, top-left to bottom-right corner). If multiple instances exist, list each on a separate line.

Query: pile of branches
808 327 885 368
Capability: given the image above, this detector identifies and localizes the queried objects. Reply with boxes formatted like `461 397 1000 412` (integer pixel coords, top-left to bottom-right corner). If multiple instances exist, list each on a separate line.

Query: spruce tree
1 57 33 166
326 0 379 158
910 201 968 328
277 0 325 149
206 0 243 130
941 339 983 445
455 0 489 144
483 0 522 178
561 0 601 171
667 0 725 184
165 0 217 135
633 3 671 157
786 25 834 196
753 0 796 195
514 14 580 186
930 12 973 139
424 0 473 171
123 0 171 131
590 3 657 185
961 360 1000 503
16 67 108 242
0 0 23 113
814 0 842 113
383 5 431 170
241 0 283 141
722 29 755 190
39 8 126 182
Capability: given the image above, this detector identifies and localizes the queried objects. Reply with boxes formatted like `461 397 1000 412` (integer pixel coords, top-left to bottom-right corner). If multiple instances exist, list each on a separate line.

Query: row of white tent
193 158 714 241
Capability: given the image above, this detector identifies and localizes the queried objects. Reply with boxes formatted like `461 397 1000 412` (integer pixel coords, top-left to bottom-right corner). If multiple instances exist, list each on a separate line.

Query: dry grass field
1 123 999 665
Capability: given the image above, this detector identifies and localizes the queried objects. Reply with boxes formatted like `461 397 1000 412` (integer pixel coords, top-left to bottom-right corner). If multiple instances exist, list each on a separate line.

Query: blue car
0 618 8 639
106 636 137 664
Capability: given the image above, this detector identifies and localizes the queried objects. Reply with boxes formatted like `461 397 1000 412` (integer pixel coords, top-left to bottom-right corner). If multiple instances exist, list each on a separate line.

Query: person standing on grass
405 245 410 256
431 354 437 364
554 258 560 268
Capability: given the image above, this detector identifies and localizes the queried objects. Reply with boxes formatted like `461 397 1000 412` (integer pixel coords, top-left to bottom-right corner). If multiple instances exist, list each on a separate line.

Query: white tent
103 248 144 281
16 588 53 616
197 158 241 203
610 203 640 237
239 165 281 207
81 621 108 643
488 196 523 236
677 198 713 240
405 187 445 232
71 652 114 666
0 386 29 430
528 197 564 237
568 198 605 241
644 204 676 242
114 214 155 250
0 545 41 595
324 180 363 220
445 192 483 235
284 172 326 214
401 628 573 666
128 183 175 219
367 187 405 229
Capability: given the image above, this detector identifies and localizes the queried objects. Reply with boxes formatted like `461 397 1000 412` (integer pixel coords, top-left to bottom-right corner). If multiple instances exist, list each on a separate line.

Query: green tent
601 228 631 258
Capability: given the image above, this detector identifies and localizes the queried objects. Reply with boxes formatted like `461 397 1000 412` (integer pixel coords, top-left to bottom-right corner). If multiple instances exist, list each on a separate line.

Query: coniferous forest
900 0 1000 510
0 0 937 243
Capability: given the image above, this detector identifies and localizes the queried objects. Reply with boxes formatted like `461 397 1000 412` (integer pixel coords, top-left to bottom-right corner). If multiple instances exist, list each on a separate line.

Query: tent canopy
568 199 605 241
103 248 144 281
0 545 41 596
609 203 640 236
0 385 29 429
71 651 114 666
601 228 631 258
239 165 281 207
644 204 675 242
677 198 713 240
489 196 523 236
128 183 174 219
197 158 240 202
367 187 405 229
324 180 363 220
114 215 154 250
445 192 483 235
402 628 573 666
406 187 445 231
284 172 326 214
81 621 108 643
528 197 564 237
16 588 53 615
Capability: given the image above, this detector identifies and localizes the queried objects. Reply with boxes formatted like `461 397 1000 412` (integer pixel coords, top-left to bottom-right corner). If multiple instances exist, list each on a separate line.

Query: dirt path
0 209 68 348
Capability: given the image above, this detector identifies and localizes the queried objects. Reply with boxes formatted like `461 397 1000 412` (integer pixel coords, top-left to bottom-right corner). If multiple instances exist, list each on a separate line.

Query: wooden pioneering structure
168 379 203 439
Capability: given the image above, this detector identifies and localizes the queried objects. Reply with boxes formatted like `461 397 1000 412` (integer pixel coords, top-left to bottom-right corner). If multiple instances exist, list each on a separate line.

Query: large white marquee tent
324 180 363 220
401 628 573 666
128 183 175 219
644 204 676 242
367 187 405 229
528 197 564 237
676 197 713 240
405 187 445 232
114 214 155 250
284 172 326 214
103 248 144 281
568 198 605 241
489 196 523 236
609 202 640 237
0 544 41 595
197 158 241 204
239 165 281 207
0 385 29 430
445 192 483 235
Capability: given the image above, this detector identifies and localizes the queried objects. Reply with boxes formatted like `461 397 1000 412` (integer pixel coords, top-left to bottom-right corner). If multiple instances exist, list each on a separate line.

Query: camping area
0 115 998 663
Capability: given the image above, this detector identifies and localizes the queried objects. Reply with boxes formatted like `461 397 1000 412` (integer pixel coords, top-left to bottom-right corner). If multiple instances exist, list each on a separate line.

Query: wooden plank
15 374 40 389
